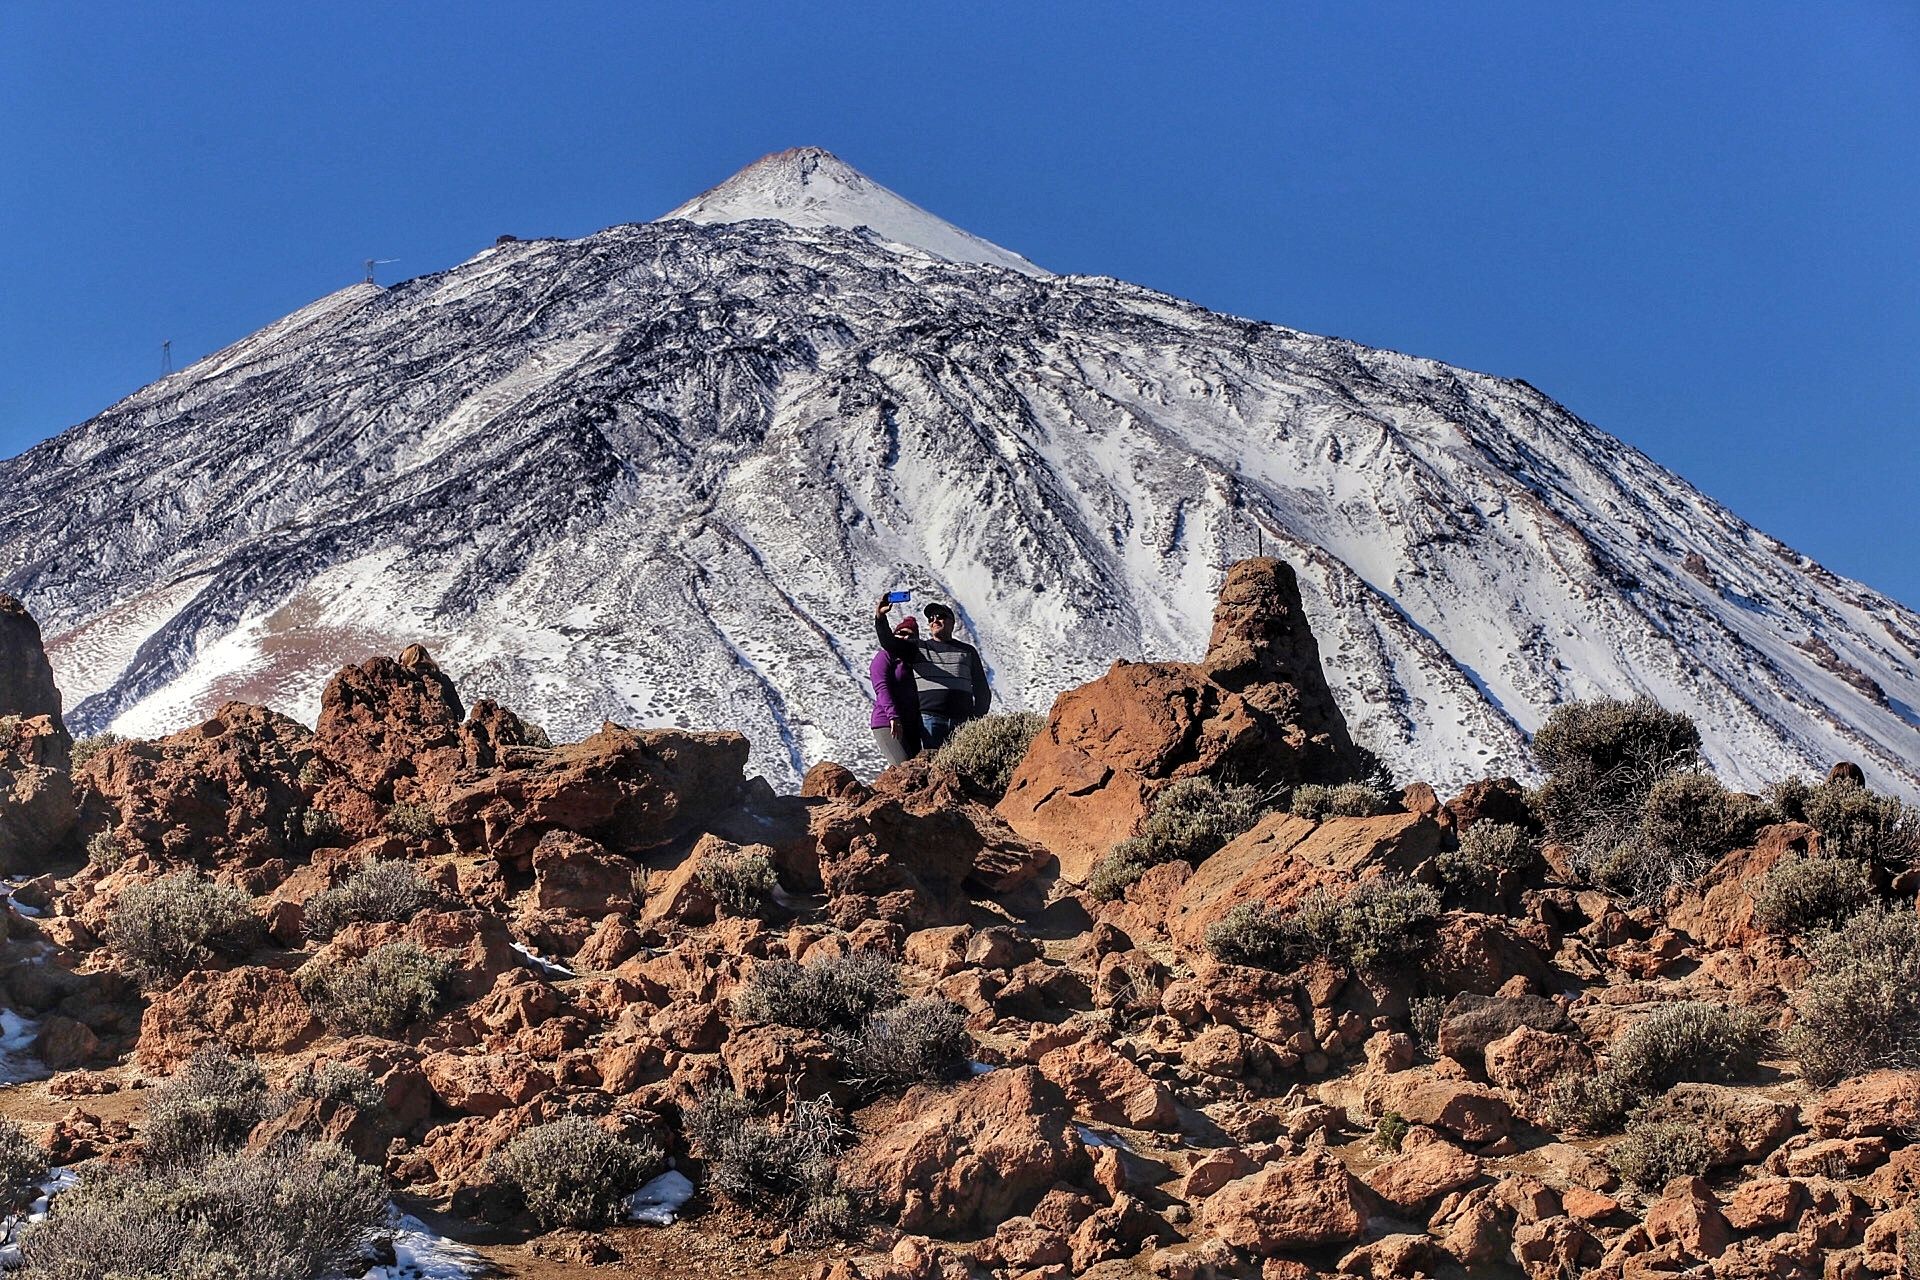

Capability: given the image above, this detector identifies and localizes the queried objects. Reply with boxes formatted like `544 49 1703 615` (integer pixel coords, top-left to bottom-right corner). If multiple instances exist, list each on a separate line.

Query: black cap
924 601 955 622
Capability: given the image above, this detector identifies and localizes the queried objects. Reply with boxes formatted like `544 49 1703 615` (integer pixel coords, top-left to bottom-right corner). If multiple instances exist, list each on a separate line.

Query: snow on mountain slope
662 146 1048 277
3 150 1917 799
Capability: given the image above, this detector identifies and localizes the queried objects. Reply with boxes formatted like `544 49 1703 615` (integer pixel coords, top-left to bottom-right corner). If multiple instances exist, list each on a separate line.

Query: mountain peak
659 147 1048 277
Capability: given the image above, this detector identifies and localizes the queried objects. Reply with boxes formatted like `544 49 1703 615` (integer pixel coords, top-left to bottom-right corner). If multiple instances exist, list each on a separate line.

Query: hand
875 593 894 617
888 719 899 737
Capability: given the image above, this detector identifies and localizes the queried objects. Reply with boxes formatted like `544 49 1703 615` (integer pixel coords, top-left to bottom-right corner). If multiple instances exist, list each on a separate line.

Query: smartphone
885 590 912 603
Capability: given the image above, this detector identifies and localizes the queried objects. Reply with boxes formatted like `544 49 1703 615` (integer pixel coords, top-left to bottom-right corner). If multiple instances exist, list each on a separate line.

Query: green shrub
933 712 1045 798
1609 1117 1711 1191
85 827 128 870
296 759 328 789
104 873 263 986
1086 847 1152 903
384 801 439 839
489 1116 662 1229
1638 771 1764 872
1750 854 1872 936
0 1118 49 1210
1609 1002 1768 1096
1546 1069 1644 1135
1204 879 1441 972
830 996 969 1093
1434 822 1538 902
283 1061 383 1111
68 732 125 771
17 1140 386 1280
1787 902 1920 1086
142 1046 278 1168
1773 775 1920 867
300 809 343 844
298 941 451 1036
303 860 433 939
697 846 779 916
1289 782 1395 820
735 951 902 1033
1533 697 1700 857
683 1089 851 1239
1373 1111 1409 1154
0 716 20 752
1409 995 1447 1052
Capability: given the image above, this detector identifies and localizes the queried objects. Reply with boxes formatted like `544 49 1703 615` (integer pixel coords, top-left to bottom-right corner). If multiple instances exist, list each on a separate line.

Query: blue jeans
920 713 959 751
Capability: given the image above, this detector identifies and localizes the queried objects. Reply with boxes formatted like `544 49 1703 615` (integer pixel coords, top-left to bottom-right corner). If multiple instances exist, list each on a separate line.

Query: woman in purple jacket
870 615 924 765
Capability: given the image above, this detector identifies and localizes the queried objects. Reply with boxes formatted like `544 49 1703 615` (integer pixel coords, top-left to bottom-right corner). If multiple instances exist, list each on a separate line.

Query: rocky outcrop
316 646 467 804
1000 558 1365 881
440 724 749 860
0 595 74 871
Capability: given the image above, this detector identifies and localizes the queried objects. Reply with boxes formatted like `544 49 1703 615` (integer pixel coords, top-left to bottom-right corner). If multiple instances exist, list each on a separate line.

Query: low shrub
1289 782 1395 820
1774 775 1920 867
683 1089 851 1239
0 1118 49 1210
296 759 328 789
489 1117 663 1229
142 1045 278 1168
298 941 451 1036
1609 1002 1768 1096
304 860 433 939
1546 1069 1644 1135
1750 854 1872 936
1589 773 1764 903
1090 776 1272 901
300 809 343 844
1204 879 1441 972
17 1140 386 1280
68 732 125 771
384 801 439 839
0 716 19 751
104 873 263 986
1609 1117 1711 1191
697 846 779 916
735 951 902 1033
1373 1111 1409 1154
1408 995 1447 1052
85 828 127 870
1434 822 1538 902
1086 847 1152 903
1788 902 1920 1085
934 712 1045 799
284 1061 383 1111
830 996 969 1093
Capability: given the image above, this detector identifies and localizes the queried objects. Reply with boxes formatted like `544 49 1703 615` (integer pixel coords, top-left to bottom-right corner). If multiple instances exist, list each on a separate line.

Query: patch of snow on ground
627 1169 697 1226
0 1009 45 1086
509 942 576 978
0 1168 78 1269
360 1211 487 1280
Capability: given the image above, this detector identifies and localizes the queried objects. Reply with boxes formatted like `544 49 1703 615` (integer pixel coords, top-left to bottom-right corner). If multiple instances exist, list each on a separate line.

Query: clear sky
4 3 1916 604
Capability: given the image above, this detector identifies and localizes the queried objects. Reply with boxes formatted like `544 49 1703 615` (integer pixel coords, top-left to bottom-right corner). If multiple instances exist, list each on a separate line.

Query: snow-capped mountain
3 148 1917 798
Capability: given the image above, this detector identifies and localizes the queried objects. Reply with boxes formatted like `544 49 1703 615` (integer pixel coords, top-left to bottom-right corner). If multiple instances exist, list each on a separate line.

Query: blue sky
4 3 1916 604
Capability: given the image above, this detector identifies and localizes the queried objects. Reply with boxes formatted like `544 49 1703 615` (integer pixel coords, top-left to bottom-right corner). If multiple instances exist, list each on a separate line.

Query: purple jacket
869 650 916 728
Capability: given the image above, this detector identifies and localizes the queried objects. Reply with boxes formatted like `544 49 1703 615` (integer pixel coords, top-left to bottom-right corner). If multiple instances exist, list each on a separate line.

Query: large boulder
136 966 321 1071
1667 823 1819 949
1165 811 1444 951
845 1066 1091 1233
999 558 1364 882
0 596 73 871
315 646 466 804
1200 1151 1373 1254
81 703 319 866
440 724 748 861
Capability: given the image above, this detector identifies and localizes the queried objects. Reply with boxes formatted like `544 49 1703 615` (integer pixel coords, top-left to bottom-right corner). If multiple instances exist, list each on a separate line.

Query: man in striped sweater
873 594 992 751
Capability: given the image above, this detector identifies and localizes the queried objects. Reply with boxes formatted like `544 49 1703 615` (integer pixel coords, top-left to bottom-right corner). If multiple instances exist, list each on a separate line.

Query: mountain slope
3 151 1916 797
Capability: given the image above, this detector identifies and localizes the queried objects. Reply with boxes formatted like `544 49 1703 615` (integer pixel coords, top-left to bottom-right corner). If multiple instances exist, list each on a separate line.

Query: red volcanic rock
248 1094 389 1163
1201 1151 1372 1254
81 703 319 867
801 761 866 801
421 1049 556 1116
1000 558 1364 882
0 595 74 872
1443 778 1534 833
845 1066 1090 1233
1368 1071 1512 1145
721 1023 840 1104
1641 1085 1797 1167
1644 1177 1732 1260
136 966 320 1071
1037 1038 1178 1130
459 699 540 771
1484 1026 1594 1096
1363 1136 1483 1214
528 831 637 914
573 916 645 971
1803 1071 1920 1139
1435 992 1574 1068
1667 823 1819 949
1165 811 1443 951
440 724 747 861
316 646 466 804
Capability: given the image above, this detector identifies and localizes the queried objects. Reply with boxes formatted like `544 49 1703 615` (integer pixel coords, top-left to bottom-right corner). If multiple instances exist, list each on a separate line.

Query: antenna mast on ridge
364 258 397 285
160 339 172 375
